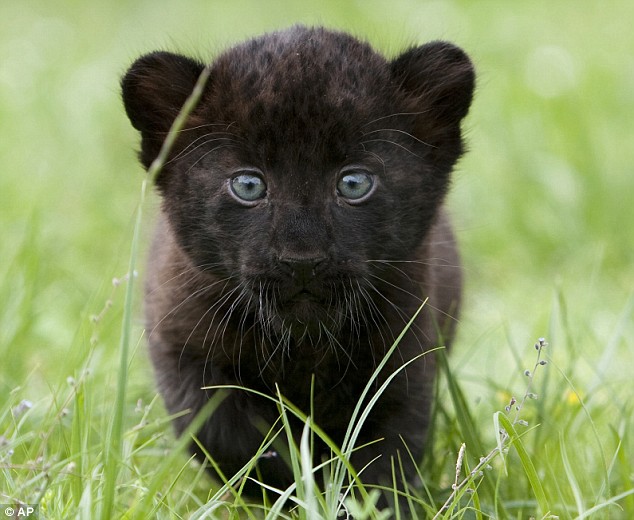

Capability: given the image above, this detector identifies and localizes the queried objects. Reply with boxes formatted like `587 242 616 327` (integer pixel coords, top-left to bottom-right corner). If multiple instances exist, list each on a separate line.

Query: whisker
168 135 242 165
359 111 428 128
367 272 425 304
359 138 422 158
361 127 434 148
185 143 242 174
148 272 235 340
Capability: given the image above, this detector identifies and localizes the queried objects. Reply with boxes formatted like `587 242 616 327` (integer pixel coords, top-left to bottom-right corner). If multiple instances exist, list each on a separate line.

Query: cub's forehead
214 26 390 99
205 27 396 166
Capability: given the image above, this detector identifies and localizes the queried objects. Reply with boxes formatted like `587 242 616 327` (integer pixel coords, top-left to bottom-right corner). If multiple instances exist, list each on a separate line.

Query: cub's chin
269 298 345 345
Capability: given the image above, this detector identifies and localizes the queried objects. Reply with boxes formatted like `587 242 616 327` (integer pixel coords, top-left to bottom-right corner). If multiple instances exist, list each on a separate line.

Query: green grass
1 0 633 518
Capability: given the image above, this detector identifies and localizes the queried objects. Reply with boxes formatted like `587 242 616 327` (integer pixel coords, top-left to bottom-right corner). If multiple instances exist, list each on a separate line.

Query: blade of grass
462 455 483 520
70 378 85 507
574 488 634 520
130 390 230 519
275 386 305 508
437 348 500 506
299 418 318 520
100 175 146 520
332 301 427 507
496 413 550 517
437 349 486 461
560 432 584 516
100 64 211 520
205 383 377 515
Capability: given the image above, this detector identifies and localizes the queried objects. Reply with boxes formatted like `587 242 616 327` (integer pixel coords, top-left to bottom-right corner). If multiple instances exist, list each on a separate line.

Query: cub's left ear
391 41 475 143
121 51 206 168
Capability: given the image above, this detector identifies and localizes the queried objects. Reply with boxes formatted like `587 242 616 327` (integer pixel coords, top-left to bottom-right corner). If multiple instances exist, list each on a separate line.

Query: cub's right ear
390 41 475 164
121 52 205 167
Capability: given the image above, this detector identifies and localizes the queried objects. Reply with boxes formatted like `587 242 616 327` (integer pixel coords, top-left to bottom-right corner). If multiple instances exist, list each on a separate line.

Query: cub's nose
279 256 327 286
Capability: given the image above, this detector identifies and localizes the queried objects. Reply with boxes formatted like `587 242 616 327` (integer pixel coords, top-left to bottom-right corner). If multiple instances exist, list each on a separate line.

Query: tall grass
1 275 633 516
4 283 630 518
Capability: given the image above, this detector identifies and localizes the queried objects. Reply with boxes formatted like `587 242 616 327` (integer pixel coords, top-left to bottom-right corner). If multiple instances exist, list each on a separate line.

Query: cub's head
122 26 474 340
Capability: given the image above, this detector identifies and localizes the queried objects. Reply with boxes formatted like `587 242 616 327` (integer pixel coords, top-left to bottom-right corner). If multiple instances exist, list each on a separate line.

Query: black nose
279 256 327 286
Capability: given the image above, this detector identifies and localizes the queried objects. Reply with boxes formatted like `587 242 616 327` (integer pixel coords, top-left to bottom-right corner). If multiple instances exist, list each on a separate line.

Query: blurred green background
1 0 632 433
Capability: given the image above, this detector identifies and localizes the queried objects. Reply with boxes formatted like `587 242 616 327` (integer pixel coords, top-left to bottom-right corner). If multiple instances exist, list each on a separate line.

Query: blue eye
230 172 266 203
337 170 374 201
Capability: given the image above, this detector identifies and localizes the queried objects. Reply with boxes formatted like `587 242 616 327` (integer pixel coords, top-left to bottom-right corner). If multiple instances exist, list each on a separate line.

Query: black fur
122 25 474 509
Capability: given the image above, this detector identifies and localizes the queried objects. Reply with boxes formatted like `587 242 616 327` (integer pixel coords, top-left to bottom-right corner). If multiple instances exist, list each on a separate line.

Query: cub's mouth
245 258 354 340
288 288 322 303
250 281 343 341
278 288 329 323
